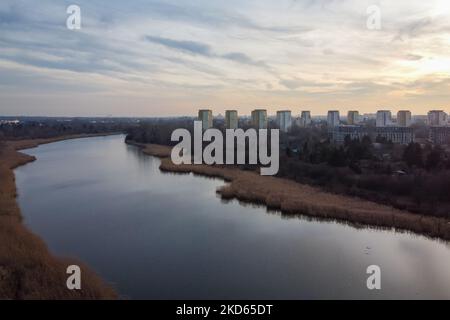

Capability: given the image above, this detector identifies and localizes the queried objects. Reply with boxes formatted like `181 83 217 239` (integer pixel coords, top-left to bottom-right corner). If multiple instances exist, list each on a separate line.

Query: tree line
0 119 132 140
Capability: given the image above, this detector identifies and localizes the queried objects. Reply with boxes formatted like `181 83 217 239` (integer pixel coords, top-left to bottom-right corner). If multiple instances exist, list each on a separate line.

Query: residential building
251 109 268 129
429 126 450 145
330 125 414 145
428 110 448 126
347 111 360 125
276 110 292 132
198 109 213 130
327 110 340 127
225 110 238 129
375 127 414 144
376 110 392 127
330 125 368 144
397 110 412 127
298 111 312 127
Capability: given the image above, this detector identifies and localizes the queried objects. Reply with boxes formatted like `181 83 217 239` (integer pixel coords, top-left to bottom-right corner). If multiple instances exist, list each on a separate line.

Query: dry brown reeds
0 135 118 299
135 142 450 241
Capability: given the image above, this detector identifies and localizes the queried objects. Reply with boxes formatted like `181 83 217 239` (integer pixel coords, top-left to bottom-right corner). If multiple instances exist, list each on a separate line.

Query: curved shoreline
129 140 450 241
0 133 118 299
3 135 447 299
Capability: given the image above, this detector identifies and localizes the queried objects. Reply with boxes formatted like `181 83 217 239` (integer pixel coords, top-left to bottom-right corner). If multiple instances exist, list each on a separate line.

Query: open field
135 142 450 241
0 134 118 299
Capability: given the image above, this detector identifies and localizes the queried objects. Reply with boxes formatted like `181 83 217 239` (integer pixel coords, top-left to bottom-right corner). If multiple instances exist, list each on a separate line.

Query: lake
14 135 450 299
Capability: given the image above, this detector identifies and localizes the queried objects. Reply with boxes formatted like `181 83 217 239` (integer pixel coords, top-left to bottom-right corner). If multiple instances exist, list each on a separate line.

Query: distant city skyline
0 0 449 117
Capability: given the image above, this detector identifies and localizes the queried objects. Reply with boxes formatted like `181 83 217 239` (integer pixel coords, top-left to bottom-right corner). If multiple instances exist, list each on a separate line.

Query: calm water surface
14 135 450 299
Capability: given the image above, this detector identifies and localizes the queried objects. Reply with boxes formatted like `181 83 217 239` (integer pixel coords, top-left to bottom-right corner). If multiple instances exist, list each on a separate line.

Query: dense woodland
126 120 450 219
279 139 450 218
126 118 195 146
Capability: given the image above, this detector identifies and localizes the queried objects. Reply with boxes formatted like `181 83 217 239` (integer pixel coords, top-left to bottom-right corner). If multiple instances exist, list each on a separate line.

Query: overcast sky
0 0 449 116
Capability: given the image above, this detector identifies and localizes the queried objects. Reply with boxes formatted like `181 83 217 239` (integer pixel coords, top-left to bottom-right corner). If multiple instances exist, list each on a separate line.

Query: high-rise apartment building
225 110 238 129
397 110 412 127
327 111 340 127
276 110 292 132
198 109 213 130
299 111 312 127
251 109 268 129
376 110 392 127
347 111 360 125
428 110 448 126
300 111 312 127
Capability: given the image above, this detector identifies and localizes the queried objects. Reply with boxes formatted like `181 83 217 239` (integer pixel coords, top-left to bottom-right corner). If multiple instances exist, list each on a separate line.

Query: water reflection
14 135 450 299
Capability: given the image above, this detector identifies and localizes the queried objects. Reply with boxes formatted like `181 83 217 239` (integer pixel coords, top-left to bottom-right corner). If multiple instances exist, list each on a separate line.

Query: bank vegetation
0 135 117 299
131 141 450 241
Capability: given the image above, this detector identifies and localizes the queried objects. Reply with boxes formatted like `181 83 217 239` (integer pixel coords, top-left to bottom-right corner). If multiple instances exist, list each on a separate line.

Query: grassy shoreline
129 140 450 241
0 133 118 299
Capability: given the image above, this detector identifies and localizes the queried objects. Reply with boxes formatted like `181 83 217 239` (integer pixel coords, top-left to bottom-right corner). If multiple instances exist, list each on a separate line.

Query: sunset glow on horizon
0 0 449 117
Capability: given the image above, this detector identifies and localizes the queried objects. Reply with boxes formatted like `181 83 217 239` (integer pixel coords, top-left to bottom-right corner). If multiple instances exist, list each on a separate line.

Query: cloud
279 78 334 90
145 36 213 56
220 52 266 67
144 35 266 67
279 79 302 90
0 0 449 116
404 54 423 61
394 17 433 41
